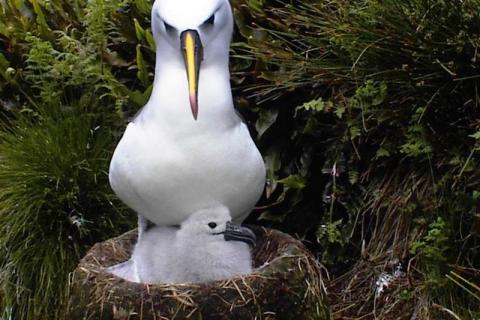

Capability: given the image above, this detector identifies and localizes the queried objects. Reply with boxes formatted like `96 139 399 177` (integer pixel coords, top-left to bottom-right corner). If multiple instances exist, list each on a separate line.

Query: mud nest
66 226 329 320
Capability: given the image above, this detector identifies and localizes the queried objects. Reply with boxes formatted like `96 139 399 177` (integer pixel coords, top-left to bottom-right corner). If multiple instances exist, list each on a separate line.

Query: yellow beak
181 30 203 120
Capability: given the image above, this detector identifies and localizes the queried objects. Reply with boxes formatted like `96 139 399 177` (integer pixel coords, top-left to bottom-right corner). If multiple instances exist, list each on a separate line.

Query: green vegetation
232 0 480 318
0 102 132 319
0 0 479 319
0 0 148 318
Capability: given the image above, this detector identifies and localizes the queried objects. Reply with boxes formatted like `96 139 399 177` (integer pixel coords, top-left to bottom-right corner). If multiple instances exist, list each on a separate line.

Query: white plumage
108 0 265 227
108 207 255 284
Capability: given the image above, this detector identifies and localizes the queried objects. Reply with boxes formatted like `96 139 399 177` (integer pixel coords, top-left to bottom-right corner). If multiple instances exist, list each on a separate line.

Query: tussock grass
233 0 480 318
0 103 134 319
0 0 144 318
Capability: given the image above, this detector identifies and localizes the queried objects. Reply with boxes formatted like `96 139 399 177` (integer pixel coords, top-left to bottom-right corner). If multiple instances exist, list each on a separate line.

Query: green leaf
354 80 388 107
129 86 152 106
317 220 345 244
349 125 361 139
136 45 149 86
335 105 345 119
0 19 8 37
264 148 281 198
375 147 390 158
278 174 306 189
400 139 432 157
134 18 145 42
0 53 11 81
469 131 480 140
116 83 152 107
134 0 151 15
372 81 388 106
30 0 52 39
245 0 265 16
14 0 26 10
348 170 359 185
473 191 480 201
145 29 156 52
295 98 328 116
255 108 278 138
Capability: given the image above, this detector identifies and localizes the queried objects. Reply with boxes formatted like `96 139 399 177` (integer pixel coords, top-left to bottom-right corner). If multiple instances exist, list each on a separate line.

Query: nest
66 226 329 320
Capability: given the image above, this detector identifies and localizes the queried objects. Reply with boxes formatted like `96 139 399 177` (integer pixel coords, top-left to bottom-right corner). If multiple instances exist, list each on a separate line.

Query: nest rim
67 226 329 320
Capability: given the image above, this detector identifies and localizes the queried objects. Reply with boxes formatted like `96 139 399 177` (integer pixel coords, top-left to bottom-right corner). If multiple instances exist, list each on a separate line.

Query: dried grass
66 227 329 320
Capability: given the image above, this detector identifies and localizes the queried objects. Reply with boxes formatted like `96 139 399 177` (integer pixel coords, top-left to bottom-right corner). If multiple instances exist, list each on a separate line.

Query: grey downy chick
110 206 256 284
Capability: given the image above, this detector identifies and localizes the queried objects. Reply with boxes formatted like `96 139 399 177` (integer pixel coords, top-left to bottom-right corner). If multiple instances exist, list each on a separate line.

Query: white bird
108 0 266 234
108 206 256 284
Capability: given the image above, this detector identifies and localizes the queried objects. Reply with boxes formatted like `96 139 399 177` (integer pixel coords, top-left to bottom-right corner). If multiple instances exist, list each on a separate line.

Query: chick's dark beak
180 29 203 120
223 222 256 247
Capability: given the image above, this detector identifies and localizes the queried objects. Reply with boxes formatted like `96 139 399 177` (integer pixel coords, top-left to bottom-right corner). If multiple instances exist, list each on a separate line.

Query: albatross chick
108 206 255 284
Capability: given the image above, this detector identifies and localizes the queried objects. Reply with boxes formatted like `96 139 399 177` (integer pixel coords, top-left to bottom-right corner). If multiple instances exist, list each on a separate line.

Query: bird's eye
203 14 215 26
164 21 174 32
208 222 217 229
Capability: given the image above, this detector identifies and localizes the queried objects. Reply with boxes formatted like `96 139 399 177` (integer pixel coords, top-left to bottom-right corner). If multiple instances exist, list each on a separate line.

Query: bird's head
177 206 256 247
151 0 234 120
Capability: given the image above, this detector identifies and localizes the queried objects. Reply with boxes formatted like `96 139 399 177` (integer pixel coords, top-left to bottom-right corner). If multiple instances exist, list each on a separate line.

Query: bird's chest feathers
183 241 243 265
115 122 256 185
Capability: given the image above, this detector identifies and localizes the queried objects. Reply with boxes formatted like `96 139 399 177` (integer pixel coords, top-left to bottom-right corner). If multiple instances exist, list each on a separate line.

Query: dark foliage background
0 0 479 319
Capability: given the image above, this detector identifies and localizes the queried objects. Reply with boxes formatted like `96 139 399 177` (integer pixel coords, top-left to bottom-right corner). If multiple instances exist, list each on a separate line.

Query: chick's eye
203 14 215 25
208 222 217 229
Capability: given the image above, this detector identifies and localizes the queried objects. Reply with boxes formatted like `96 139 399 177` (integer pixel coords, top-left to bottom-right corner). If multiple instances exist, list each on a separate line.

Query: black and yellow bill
180 29 204 120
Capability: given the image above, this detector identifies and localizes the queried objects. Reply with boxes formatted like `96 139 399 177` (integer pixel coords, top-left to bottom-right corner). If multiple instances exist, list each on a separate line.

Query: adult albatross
109 0 265 232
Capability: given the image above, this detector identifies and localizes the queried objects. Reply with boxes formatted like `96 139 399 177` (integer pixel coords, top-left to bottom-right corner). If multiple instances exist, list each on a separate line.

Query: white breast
109 120 265 226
